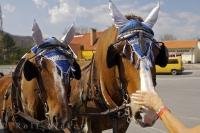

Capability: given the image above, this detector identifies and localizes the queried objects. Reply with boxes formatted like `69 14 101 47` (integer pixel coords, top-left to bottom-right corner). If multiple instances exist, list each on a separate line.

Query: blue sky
1 0 200 40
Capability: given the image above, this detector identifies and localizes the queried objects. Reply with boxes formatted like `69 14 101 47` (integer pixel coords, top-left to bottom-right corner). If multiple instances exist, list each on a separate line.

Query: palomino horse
0 21 81 132
0 74 13 131
0 74 12 116
69 1 168 133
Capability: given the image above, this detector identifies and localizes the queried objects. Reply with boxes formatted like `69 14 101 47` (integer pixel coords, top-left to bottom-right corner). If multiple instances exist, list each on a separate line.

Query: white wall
167 41 200 63
196 41 200 63
182 53 192 63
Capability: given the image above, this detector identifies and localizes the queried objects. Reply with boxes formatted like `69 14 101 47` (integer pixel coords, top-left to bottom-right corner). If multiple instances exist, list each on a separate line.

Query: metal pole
0 4 3 32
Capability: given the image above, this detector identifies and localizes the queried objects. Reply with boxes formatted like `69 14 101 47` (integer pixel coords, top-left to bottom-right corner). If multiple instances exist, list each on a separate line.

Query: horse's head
22 21 81 129
107 1 168 127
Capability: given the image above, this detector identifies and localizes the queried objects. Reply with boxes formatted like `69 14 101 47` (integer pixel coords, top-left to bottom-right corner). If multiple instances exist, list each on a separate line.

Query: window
168 59 178 64
80 45 84 50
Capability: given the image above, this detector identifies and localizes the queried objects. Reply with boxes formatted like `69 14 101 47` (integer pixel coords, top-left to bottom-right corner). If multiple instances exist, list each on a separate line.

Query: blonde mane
94 26 139 108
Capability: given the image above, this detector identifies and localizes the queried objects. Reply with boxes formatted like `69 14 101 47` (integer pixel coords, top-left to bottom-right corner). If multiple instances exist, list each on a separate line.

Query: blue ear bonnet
118 20 157 70
31 37 73 75
42 49 71 74
119 20 154 36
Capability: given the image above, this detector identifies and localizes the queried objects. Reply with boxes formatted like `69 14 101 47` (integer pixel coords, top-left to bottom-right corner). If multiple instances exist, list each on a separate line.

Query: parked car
156 56 184 75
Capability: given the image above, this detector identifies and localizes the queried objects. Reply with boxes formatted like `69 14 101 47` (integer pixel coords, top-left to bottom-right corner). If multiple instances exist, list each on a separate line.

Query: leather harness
1 45 75 131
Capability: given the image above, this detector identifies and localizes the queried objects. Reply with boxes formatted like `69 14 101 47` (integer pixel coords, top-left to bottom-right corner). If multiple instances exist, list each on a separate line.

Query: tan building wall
165 40 200 64
168 47 200 63
196 41 200 63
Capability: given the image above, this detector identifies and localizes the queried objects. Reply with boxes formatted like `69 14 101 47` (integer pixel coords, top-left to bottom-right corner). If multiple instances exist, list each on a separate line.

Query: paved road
1 70 200 133
105 70 200 133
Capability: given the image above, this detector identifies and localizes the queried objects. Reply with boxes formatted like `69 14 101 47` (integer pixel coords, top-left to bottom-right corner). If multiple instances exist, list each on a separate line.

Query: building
164 40 200 63
70 29 102 60
70 30 200 64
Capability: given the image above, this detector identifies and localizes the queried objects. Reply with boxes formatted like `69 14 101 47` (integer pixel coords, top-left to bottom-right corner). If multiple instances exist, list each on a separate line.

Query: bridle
1 44 75 131
111 28 164 87
113 29 161 61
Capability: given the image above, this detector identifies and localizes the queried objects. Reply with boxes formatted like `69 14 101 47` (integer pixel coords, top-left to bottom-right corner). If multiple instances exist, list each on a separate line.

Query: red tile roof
70 33 199 57
164 40 198 49
69 32 102 56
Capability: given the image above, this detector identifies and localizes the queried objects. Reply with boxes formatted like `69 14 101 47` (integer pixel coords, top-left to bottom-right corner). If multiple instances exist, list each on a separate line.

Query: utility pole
0 4 3 32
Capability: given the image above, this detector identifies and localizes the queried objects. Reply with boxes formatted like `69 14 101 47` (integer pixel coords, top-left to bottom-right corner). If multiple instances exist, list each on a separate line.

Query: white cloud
48 0 78 24
75 2 158 29
76 4 111 26
32 0 48 8
154 11 200 39
46 0 200 39
75 1 200 39
3 4 16 13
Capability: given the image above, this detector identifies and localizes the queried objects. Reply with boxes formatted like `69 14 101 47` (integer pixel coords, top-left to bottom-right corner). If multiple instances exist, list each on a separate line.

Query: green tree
2 33 15 50
0 33 31 64
0 33 15 64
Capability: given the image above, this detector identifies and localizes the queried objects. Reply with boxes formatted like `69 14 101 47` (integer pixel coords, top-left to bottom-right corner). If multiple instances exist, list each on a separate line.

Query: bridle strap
11 58 27 113
8 57 51 129
35 56 49 113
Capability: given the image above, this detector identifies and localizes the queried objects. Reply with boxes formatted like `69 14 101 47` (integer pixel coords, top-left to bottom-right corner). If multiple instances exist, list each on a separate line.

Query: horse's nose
134 107 158 127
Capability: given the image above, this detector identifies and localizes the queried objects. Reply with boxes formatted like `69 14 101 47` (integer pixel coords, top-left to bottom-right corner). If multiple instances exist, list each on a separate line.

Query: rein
78 29 164 123
78 55 132 124
9 58 51 130
1 58 51 130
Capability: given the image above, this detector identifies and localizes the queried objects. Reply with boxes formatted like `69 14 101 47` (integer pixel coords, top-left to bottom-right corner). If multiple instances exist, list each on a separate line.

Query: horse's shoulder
0 74 12 81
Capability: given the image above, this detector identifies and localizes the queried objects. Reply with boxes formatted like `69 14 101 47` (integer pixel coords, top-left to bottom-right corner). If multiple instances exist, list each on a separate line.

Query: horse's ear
23 60 39 81
108 0 128 28
143 2 160 28
32 19 43 45
106 45 120 68
155 44 169 67
61 23 75 45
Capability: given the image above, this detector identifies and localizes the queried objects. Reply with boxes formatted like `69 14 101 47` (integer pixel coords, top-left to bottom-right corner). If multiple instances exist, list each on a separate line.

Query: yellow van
81 50 95 60
156 56 184 75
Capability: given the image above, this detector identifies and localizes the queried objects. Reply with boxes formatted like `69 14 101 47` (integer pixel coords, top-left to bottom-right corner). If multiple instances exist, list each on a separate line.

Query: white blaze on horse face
136 58 158 127
139 58 155 92
53 64 67 105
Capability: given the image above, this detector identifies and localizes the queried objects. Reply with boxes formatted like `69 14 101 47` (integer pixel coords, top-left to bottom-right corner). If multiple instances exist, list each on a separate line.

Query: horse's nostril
53 115 57 125
134 110 142 120
134 110 147 127
134 107 158 127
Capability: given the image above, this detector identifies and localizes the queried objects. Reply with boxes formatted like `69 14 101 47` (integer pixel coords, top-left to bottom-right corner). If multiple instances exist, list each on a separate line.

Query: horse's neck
93 26 127 108
94 55 125 108
71 57 122 109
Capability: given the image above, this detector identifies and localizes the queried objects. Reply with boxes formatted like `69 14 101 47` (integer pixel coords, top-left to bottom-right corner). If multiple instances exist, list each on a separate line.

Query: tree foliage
159 34 177 41
2 33 15 49
0 33 29 64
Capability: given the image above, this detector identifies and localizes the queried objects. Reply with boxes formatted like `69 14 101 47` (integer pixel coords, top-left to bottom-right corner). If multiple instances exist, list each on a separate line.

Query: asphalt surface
1 69 200 133
104 69 200 133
